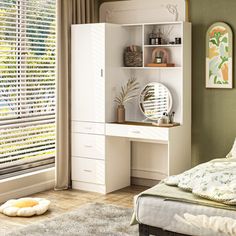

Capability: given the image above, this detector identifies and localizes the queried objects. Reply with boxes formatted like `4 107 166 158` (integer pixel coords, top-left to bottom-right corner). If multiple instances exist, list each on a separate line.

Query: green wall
99 0 236 166
190 0 236 165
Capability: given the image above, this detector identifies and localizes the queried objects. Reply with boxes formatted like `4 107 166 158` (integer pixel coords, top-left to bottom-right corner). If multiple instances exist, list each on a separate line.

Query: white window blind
0 0 56 177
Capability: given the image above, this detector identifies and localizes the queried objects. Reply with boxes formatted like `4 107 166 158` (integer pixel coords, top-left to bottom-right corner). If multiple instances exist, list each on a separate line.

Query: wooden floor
0 185 147 233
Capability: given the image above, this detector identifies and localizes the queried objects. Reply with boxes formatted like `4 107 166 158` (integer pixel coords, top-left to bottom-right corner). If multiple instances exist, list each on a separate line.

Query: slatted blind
0 0 56 176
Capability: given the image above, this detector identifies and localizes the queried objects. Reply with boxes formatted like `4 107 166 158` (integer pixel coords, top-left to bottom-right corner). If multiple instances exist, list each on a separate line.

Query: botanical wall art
206 22 233 88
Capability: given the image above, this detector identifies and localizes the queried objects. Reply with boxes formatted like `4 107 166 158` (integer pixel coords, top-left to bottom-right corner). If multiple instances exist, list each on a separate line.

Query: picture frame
206 22 233 89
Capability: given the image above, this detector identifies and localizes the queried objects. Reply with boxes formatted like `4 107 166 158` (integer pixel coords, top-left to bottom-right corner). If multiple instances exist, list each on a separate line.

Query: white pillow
226 138 236 158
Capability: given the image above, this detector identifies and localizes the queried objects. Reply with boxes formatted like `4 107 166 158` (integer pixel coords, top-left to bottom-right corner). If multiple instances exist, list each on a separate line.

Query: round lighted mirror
139 82 173 120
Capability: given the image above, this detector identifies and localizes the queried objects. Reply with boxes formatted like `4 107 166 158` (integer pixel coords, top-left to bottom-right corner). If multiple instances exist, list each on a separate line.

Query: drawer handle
83 169 92 173
84 145 93 148
85 127 92 130
131 130 141 134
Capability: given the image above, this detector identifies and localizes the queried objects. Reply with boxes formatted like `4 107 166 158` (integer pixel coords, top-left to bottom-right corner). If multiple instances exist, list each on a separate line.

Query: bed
134 184 236 236
132 151 236 236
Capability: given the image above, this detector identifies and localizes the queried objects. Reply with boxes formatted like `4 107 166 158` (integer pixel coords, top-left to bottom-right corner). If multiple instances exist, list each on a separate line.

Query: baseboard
72 180 106 194
131 177 160 187
0 168 55 203
131 168 167 180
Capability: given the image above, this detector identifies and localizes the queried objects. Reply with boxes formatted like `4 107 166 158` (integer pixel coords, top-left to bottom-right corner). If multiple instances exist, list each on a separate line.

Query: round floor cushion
0 197 50 217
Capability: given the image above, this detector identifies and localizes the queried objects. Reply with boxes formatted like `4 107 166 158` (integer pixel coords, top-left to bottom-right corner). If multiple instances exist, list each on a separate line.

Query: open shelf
122 21 183 68
119 21 188 124
121 66 182 70
144 44 182 48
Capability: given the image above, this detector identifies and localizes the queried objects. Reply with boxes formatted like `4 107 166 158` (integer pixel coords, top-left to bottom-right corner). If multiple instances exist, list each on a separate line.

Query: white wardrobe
71 22 191 194
71 23 130 194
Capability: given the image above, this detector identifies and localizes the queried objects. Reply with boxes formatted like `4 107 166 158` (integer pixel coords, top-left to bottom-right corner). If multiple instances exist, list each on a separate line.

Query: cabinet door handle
84 145 93 148
83 169 92 173
131 130 141 134
85 127 92 130
101 69 103 77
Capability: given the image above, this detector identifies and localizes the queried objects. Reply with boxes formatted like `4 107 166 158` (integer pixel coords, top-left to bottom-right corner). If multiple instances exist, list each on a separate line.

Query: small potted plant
114 77 139 123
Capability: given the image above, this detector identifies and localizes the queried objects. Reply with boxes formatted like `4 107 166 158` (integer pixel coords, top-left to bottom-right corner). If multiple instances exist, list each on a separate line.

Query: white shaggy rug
6 202 138 236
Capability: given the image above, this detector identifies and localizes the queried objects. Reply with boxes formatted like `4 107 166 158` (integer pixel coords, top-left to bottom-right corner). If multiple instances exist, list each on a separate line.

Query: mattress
135 195 236 236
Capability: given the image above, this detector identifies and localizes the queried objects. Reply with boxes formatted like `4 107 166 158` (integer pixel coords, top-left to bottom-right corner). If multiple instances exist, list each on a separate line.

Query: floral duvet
164 157 236 205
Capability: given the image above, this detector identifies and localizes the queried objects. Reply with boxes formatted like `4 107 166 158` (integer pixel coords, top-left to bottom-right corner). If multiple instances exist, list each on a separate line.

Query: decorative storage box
124 51 143 67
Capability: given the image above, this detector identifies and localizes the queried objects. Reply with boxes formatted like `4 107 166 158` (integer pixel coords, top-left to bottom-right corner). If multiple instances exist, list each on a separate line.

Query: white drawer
71 157 105 184
72 121 104 135
105 123 168 142
72 133 105 159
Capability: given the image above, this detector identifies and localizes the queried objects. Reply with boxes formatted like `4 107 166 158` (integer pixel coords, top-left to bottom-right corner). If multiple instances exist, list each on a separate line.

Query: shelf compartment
144 46 182 67
121 66 182 70
144 23 182 45
123 25 143 49
144 44 182 47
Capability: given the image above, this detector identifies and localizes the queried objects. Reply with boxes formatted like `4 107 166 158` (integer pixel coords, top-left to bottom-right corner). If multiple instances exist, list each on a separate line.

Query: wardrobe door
71 24 105 122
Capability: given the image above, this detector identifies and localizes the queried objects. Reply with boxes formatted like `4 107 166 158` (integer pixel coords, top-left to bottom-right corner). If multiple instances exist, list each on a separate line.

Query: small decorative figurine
157 111 175 125
158 112 169 125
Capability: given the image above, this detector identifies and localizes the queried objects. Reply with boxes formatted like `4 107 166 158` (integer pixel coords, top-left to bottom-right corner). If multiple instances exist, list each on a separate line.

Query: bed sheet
135 195 236 236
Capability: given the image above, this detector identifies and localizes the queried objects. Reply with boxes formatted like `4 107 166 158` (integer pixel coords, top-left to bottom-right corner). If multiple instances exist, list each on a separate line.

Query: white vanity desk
72 120 190 194
71 21 191 194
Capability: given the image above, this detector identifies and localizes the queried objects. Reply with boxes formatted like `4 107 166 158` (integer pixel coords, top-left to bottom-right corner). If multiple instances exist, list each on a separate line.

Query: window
0 0 56 179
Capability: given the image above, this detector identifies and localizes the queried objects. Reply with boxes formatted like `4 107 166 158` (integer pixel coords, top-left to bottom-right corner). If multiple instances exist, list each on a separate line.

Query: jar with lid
149 30 157 45
155 51 163 64
155 56 162 64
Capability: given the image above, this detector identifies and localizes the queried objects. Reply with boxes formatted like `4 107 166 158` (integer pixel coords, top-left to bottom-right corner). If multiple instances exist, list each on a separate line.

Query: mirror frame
139 82 173 121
